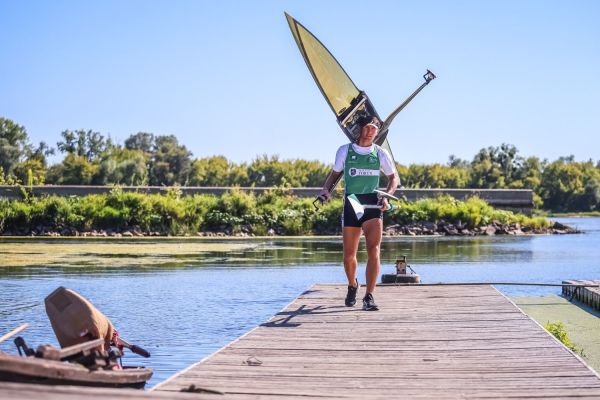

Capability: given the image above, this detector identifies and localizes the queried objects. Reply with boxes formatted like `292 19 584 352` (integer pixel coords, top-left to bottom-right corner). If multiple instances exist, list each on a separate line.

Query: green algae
513 295 600 374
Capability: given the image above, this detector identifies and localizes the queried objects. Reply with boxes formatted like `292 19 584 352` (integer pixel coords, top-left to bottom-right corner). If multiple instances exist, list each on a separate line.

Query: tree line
1 117 599 212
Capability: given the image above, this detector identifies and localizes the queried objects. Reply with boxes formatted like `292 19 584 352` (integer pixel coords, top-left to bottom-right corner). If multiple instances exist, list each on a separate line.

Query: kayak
285 12 435 193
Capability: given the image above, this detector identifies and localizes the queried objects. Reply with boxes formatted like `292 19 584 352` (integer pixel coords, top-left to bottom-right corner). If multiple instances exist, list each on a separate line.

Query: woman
318 115 399 311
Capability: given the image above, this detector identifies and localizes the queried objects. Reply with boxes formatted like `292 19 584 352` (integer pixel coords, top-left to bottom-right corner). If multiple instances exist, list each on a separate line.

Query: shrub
544 321 585 357
0 191 553 236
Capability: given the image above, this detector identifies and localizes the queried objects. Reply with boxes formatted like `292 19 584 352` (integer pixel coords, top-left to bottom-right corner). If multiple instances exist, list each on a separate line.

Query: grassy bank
0 188 553 236
549 211 600 217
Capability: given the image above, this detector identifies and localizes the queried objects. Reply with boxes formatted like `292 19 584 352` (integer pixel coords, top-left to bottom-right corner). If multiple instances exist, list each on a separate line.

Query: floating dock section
564 280 600 311
152 284 600 398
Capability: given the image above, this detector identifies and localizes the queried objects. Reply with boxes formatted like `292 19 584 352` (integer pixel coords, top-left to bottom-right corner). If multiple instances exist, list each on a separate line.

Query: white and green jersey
333 143 395 195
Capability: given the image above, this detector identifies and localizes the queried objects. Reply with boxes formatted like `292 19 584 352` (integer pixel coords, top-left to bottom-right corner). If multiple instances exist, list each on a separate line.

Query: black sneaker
362 293 379 311
345 279 359 307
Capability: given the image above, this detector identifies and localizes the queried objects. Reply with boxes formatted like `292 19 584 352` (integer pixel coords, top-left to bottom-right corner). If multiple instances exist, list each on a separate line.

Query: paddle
0 323 28 345
116 337 151 358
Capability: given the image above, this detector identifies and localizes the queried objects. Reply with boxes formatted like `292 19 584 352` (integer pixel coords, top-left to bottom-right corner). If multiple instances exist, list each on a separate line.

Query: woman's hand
380 198 389 211
317 188 331 203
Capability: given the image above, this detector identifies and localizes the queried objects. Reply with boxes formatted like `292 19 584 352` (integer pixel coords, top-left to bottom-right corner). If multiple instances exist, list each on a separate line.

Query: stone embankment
1 221 579 237
383 220 579 236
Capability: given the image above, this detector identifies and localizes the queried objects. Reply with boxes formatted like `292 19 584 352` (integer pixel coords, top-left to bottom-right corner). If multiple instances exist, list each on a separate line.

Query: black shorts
342 193 383 228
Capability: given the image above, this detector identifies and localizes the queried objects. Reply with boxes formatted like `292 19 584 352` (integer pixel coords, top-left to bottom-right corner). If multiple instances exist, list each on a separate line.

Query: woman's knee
343 254 357 265
366 243 380 257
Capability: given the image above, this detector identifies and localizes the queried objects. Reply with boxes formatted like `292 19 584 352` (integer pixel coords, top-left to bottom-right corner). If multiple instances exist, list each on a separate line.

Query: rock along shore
0 220 579 238
382 220 579 236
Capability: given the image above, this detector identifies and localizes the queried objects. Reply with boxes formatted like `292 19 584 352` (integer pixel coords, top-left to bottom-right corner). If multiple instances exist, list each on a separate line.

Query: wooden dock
564 280 600 311
152 284 600 399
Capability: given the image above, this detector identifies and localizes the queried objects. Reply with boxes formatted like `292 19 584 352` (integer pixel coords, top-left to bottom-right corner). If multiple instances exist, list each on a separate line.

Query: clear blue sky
1 0 599 166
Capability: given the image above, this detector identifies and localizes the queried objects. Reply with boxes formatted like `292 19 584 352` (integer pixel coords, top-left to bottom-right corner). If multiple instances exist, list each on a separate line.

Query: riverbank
2 220 577 237
383 220 578 236
0 189 577 237
549 212 600 217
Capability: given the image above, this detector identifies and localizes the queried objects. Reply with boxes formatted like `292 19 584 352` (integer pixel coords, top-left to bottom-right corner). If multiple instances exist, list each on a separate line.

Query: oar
116 337 151 358
374 189 399 201
0 323 28 345
379 70 437 136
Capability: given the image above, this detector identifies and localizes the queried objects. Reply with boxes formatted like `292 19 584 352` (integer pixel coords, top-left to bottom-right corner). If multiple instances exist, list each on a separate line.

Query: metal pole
381 282 599 288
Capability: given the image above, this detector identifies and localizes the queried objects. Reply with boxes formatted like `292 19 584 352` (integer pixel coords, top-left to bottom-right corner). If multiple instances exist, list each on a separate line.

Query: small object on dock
180 384 224 395
381 255 421 283
563 279 600 310
242 356 263 366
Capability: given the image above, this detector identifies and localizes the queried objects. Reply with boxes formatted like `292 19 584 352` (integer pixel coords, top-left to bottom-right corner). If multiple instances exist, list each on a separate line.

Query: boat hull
0 354 152 389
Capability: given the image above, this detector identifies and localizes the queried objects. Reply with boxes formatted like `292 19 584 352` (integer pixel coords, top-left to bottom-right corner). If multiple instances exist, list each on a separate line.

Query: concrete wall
0 185 534 214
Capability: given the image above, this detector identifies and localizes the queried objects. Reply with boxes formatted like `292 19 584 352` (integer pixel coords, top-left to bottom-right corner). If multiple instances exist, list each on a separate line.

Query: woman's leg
362 217 383 294
342 226 362 286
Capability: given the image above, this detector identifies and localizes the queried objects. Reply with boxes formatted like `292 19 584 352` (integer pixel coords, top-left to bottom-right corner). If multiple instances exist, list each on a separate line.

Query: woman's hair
356 114 381 129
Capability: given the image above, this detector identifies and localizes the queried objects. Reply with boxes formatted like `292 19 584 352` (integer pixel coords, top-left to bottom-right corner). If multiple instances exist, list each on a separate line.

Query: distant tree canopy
1 116 599 212
0 118 54 185
149 135 192 186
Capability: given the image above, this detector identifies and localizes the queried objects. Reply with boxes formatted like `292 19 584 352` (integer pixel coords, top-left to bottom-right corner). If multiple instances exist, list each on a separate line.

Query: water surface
0 217 598 387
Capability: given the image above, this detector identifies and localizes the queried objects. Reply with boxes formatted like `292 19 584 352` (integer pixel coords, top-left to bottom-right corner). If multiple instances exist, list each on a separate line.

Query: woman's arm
380 172 399 210
318 170 343 201
385 172 399 196
318 144 347 202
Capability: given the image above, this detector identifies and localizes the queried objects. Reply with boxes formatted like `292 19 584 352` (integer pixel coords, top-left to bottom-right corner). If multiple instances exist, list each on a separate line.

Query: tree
285 159 330 187
470 144 523 188
448 155 469 169
11 141 56 185
190 156 232 186
29 141 55 166
57 129 112 162
47 153 98 185
149 135 192 186
125 132 155 153
95 147 148 185
13 159 47 185
247 155 287 186
0 118 30 176
512 156 543 190
582 176 600 211
539 158 600 211
402 164 469 188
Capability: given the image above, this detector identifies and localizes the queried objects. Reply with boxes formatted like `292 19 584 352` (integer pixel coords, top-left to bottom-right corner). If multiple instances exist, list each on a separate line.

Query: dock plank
153 284 600 398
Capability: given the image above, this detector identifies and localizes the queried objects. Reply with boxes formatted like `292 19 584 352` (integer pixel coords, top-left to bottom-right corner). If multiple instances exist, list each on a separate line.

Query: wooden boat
0 287 154 389
0 351 152 389
0 336 152 389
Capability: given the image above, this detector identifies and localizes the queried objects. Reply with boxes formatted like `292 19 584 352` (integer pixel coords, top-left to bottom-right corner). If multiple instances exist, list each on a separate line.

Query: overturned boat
0 287 152 388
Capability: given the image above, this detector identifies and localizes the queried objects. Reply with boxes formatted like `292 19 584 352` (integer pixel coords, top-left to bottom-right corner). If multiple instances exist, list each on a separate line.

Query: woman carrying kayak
318 115 399 311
